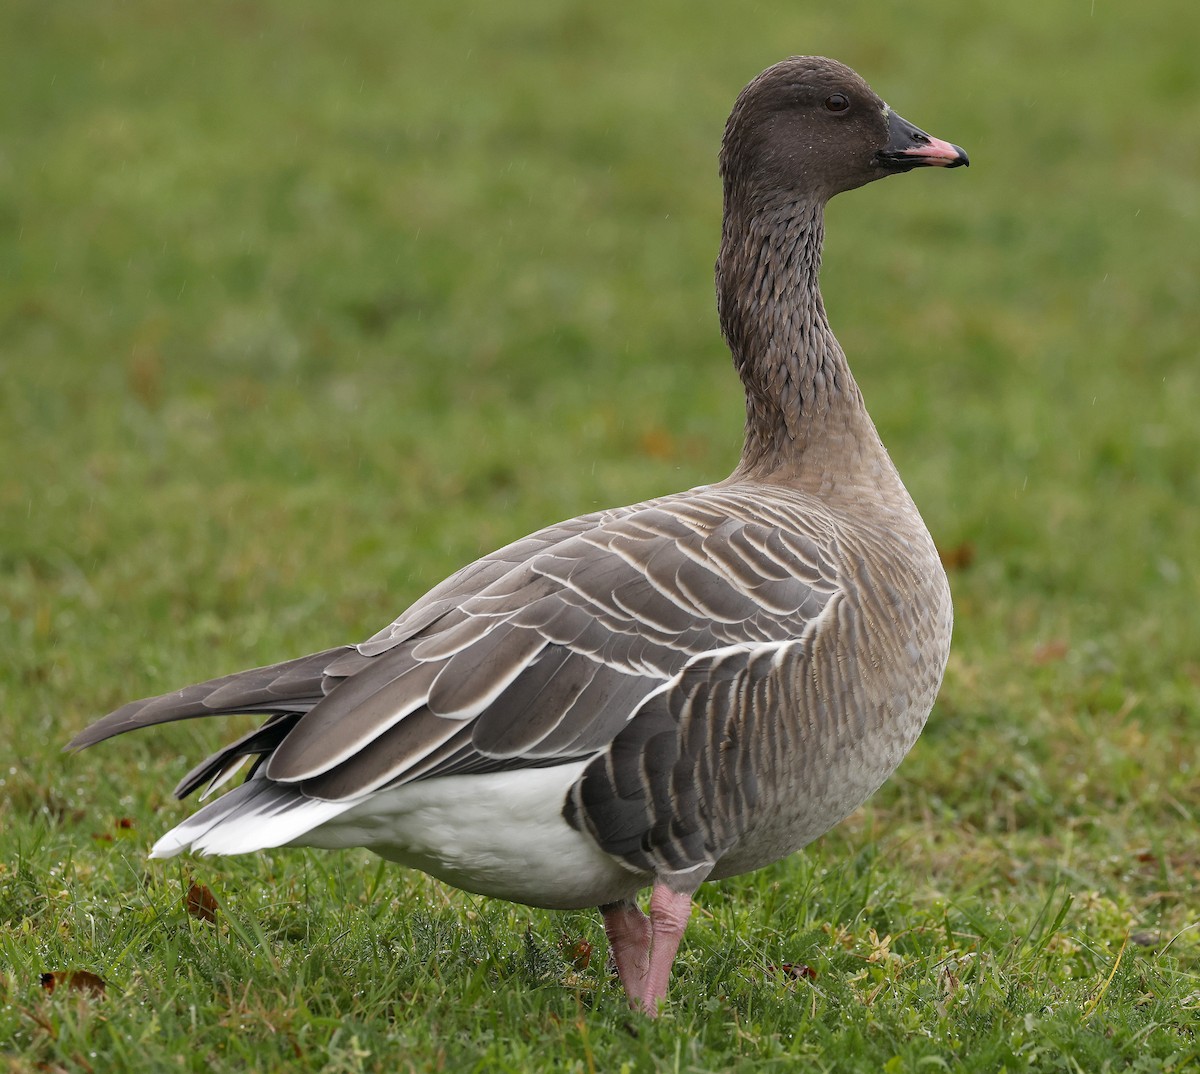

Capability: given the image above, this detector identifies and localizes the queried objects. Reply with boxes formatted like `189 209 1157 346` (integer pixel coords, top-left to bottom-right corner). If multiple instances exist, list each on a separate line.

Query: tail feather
67 646 354 751
174 712 303 799
150 776 358 858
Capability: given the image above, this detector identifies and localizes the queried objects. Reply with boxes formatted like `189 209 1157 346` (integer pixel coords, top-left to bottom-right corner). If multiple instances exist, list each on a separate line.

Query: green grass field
2 1 1198 1070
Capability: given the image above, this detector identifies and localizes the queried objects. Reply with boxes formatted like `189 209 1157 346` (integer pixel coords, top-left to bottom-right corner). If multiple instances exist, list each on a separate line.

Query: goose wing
70 485 841 805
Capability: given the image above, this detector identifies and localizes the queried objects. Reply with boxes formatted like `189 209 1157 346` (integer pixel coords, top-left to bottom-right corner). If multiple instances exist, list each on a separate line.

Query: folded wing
69 485 842 844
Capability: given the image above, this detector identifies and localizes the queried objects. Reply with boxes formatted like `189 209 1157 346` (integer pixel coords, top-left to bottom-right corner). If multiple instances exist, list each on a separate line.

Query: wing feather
264 649 442 780
297 705 468 799
427 625 547 718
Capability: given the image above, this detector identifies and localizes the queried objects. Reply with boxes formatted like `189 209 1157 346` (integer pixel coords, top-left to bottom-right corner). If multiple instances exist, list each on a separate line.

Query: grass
2 0 1198 1069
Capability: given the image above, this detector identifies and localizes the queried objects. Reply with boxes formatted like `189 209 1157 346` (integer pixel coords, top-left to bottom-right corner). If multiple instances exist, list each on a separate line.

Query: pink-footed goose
70 57 966 1015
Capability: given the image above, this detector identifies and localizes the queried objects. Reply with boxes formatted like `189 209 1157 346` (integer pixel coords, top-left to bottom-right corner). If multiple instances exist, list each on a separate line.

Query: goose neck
717 198 871 482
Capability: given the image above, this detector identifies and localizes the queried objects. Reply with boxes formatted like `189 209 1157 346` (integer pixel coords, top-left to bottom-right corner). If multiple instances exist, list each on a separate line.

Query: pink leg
602 900 652 998
601 885 693 1017
639 885 693 1015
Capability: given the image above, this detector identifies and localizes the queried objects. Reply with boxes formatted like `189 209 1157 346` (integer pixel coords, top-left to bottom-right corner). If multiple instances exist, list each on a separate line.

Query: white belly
293 762 645 910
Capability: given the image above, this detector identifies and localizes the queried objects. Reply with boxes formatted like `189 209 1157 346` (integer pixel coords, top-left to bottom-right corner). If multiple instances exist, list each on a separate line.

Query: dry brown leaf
92 817 137 842
40 970 107 997
937 541 976 571
767 962 817 981
185 881 219 923
558 935 593 971
638 428 675 460
127 350 163 409
1031 640 1070 666
126 317 168 409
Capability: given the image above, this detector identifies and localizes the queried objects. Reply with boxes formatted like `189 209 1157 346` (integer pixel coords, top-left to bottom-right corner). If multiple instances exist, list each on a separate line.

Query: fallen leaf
126 318 167 409
938 541 976 571
638 428 675 460
40 971 107 997
768 962 817 981
558 935 593 971
185 881 219 923
1031 640 1070 666
127 349 163 409
92 817 137 841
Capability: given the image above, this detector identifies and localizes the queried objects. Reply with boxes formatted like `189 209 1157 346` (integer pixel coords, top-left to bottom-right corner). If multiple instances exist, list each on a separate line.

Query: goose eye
824 93 850 113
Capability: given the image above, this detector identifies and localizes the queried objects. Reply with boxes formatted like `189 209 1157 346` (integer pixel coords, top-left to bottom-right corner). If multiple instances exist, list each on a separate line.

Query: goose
69 56 966 1016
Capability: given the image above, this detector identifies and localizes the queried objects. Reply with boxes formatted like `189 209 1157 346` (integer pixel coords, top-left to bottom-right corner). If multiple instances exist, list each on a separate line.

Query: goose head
720 56 968 208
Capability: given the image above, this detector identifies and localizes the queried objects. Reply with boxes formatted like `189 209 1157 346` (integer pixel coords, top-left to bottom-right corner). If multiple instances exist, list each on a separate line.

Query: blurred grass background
1 1 1198 1070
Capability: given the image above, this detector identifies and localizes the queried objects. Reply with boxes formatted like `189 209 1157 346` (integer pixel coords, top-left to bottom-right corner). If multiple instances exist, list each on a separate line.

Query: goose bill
875 109 969 170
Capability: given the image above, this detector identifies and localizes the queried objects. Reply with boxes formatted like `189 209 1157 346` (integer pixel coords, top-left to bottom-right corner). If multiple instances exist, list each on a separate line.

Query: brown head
720 56 967 210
